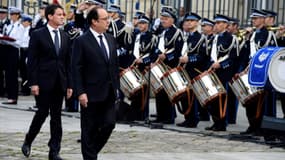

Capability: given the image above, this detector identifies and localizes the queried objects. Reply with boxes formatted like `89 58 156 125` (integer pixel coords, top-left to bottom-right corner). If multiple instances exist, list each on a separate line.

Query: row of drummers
118 8 285 132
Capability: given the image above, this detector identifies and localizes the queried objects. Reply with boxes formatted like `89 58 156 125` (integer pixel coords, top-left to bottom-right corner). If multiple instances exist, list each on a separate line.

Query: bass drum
191 71 226 107
229 71 263 105
120 66 147 98
268 48 285 93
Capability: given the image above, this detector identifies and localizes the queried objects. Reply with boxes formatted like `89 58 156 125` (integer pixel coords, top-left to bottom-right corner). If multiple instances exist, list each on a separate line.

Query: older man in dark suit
21 4 73 160
72 7 119 160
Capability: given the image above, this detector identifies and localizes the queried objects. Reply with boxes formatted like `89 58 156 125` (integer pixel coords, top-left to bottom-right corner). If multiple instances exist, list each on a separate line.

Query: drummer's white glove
158 53 166 61
179 56 188 63
211 62 221 70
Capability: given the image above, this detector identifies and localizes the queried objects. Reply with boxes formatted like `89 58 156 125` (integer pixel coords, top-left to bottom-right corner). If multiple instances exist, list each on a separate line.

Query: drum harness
250 30 278 58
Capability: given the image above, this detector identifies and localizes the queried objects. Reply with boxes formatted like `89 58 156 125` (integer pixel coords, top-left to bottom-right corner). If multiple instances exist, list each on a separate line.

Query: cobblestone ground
0 129 284 160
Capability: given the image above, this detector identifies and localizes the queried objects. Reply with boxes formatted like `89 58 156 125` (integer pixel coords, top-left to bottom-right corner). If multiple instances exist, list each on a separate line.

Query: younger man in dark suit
22 4 73 160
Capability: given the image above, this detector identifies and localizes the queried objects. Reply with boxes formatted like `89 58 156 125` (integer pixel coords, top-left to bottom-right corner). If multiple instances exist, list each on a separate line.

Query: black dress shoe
176 120 188 127
205 124 215 130
21 142 31 157
240 127 254 135
49 154 63 160
177 121 197 128
212 125 226 131
162 119 175 124
2 100 17 105
199 116 210 121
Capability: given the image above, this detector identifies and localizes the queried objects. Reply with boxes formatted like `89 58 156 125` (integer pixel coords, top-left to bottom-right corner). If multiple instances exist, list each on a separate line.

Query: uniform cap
250 9 267 18
0 6 8 13
160 6 176 19
184 12 201 21
9 6 22 14
229 17 240 24
261 9 277 17
21 14 33 22
85 0 106 6
201 18 215 26
214 14 230 23
138 15 150 23
107 4 121 12
134 10 145 18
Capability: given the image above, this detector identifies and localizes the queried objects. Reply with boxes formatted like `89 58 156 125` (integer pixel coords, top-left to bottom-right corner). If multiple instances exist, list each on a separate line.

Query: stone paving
0 96 285 160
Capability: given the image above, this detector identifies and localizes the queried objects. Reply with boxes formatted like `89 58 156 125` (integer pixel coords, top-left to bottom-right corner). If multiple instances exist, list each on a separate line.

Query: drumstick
119 67 125 71
194 68 202 74
130 59 137 67
156 48 169 63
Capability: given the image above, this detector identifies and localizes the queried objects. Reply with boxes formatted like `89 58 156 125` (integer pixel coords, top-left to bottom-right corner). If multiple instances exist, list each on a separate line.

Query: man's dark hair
45 4 63 21
87 7 99 25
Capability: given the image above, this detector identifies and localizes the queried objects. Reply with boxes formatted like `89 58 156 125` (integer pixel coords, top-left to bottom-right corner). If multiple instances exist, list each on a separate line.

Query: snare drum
161 67 191 103
144 61 169 94
229 71 263 105
120 66 147 98
191 71 226 106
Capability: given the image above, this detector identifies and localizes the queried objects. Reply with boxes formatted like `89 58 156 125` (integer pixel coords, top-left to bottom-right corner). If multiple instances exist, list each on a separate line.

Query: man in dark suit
21 4 73 160
72 7 119 160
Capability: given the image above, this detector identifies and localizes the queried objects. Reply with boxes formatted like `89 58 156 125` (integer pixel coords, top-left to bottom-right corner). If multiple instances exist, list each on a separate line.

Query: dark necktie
98 35 108 60
53 30 60 55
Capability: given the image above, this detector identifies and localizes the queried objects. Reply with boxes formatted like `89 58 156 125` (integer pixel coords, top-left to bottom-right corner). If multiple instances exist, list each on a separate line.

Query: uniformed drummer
107 4 134 68
200 18 215 121
151 6 184 124
177 12 210 128
262 9 284 119
206 14 239 131
127 15 157 121
240 9 278 135
226 17 241 124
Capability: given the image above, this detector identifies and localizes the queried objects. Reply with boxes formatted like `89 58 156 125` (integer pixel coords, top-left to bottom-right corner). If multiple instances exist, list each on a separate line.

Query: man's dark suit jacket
28 26 72 91
72 29 119 102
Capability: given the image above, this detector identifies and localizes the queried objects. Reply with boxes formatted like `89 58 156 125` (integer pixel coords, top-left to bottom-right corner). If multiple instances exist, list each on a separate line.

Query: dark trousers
0 45 5 97
129 86 149 121
244 93 265 131
19 48 30 95
155 90 176 122
3 45 19 100
226 84 239 123
25 80 64 154
208 95 227 128
81 87 116 160
264 89 276 117
180 97 199 125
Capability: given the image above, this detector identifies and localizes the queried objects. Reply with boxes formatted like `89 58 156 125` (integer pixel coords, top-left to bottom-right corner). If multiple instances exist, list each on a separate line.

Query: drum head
268 49 285 93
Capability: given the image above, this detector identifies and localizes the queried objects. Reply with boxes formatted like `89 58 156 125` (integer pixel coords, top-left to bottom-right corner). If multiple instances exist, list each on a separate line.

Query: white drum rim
268 48 285 93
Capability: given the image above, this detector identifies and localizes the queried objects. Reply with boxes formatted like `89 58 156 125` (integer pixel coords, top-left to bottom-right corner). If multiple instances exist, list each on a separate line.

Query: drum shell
161 67 191 103
144 61 169 95
229 71 263 106
120 67 147 98
191 71 226 107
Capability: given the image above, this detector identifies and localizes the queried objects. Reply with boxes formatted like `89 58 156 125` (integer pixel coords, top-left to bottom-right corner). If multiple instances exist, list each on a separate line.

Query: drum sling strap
176 88 194 116
255 92 265 119
219 93 228 119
